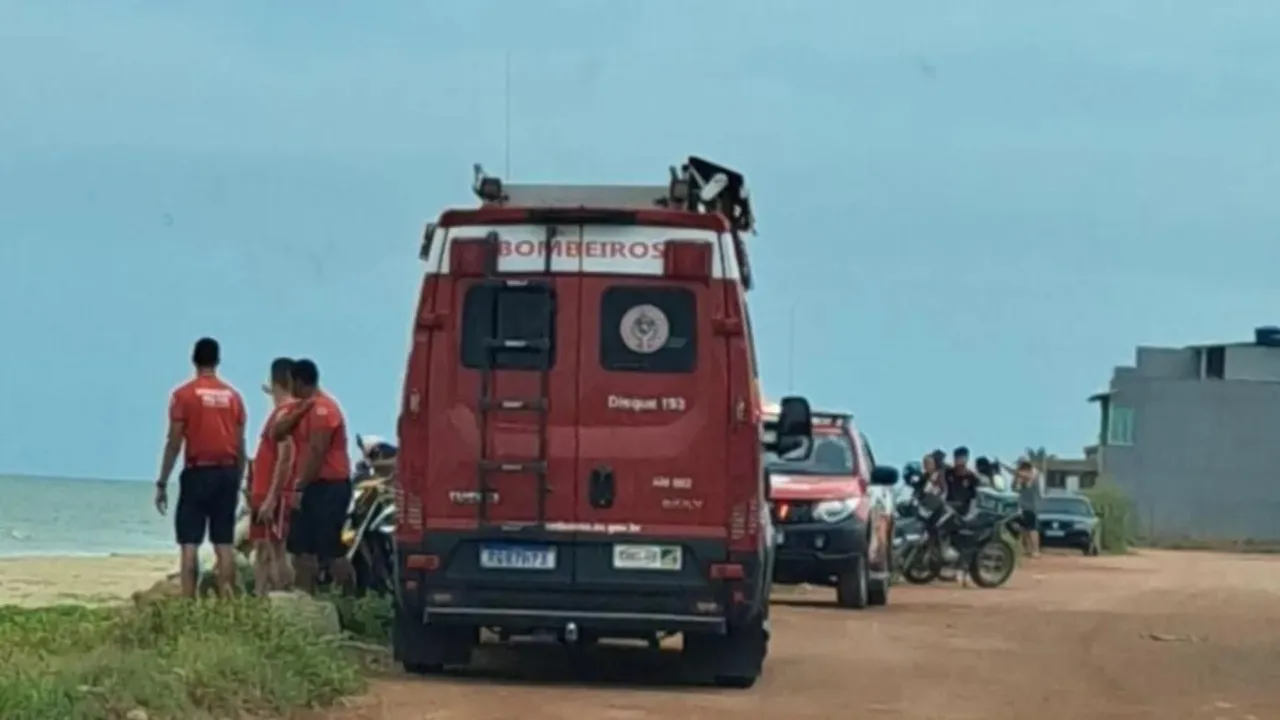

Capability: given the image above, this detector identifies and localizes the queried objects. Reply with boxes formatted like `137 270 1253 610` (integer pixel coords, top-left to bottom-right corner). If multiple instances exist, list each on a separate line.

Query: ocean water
0 475 175 557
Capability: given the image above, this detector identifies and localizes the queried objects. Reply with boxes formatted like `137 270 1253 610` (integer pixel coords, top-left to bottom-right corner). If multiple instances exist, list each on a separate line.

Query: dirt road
328 551 1280 719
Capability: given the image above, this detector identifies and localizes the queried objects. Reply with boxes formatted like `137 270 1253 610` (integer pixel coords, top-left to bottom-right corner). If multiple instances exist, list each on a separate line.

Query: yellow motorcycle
341 435 398 594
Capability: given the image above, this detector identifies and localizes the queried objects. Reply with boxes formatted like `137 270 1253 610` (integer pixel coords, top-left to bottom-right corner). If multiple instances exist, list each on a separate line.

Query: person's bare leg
280 553 297 590
1029 530 1041 557
294 554 319 594
179 544 201 598
269 541 292 590
330 556 356 594
253 541 274 594
213 544 237 598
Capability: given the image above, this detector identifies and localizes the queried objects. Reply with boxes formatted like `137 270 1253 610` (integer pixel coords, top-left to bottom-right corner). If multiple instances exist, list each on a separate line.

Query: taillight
710 562 744 580
663 240 712 281
450 237 496 276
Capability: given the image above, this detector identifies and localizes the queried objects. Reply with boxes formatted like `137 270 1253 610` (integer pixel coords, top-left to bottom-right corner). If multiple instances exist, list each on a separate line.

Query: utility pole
504 51 512 178
787 304 797 392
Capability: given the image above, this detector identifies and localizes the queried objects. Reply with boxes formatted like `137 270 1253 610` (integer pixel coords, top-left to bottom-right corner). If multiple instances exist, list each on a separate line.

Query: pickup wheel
835 556 870 609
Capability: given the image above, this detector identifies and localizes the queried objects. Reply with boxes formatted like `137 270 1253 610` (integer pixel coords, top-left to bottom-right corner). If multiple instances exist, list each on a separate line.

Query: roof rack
470 155 755 234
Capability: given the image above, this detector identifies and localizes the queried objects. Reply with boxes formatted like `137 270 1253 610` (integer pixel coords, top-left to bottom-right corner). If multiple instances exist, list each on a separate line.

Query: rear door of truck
572 224 730 594
421 222 581 590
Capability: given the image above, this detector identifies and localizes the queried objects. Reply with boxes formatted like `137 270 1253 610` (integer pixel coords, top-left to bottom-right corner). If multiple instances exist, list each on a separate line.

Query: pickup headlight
813 498 861 524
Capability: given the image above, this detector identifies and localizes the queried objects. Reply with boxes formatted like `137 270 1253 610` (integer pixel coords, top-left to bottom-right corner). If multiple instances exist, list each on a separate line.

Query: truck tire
393 605 476 674
836 556 869 609
684 613 768 689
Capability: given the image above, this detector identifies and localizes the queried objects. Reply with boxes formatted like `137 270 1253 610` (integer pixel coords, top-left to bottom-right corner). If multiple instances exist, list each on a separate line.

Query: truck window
460 284 556 370
600 286 697 373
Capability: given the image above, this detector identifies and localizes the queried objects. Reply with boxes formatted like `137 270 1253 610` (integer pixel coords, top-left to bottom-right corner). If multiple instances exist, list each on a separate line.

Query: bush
0 598 365 720
1082 478 1133 554
327 593 394 645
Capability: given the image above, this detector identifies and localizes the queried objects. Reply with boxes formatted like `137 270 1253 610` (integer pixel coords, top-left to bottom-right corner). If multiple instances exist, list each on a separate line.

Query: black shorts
176 465 240 546
1020 509 1038 531
286 480 352 560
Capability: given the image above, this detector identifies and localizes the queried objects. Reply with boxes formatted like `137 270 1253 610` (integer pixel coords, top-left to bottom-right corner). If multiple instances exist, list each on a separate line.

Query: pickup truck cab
762 409 899 607
392 157 813 688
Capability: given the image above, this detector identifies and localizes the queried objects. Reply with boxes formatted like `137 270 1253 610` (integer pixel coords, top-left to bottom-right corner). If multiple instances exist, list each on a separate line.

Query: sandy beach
0 554 178 607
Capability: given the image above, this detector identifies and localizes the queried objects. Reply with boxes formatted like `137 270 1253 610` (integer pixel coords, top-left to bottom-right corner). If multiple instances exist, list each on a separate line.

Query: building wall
1103 372 1280 541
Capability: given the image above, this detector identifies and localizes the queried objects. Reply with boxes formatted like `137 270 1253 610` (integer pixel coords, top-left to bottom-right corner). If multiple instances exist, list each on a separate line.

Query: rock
126 709 149 720
1143 632 1202 643
132 574 183 607
267 590 343 637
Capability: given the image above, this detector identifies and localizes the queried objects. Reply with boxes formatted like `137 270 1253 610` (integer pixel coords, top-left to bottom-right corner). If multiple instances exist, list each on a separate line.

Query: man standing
247 357 298 593
1014 459 1042 558
156 337 247 598
273 359 353 594
945 446 979 516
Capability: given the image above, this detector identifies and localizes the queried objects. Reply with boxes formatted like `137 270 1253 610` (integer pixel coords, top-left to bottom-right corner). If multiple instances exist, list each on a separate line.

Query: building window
1107 406 1135 446
1045 472 1067 490
1079 472 1098 490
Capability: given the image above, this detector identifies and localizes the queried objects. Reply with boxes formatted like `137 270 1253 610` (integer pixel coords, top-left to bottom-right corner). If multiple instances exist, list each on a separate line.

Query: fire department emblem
619 304 670 354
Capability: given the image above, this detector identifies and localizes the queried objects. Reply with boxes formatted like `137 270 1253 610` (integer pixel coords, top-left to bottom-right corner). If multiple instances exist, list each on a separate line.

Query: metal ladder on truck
472 225 556 530
466 155 755 529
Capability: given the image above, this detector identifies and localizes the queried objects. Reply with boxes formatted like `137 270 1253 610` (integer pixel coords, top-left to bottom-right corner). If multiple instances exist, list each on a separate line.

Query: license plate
479 544 556 570
1044 529 1065 538
612 544 682 571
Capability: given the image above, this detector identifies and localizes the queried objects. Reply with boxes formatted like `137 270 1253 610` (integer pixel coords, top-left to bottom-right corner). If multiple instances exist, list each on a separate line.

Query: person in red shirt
155 337 247 599
247 357 298 593
272 358 353 593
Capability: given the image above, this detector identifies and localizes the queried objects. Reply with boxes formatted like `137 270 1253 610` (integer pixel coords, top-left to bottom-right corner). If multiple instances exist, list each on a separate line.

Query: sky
2 1 1279 479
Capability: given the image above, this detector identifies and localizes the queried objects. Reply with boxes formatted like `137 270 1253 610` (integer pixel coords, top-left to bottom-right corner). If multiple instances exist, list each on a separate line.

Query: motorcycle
338 434 398 595
894 486 1020 589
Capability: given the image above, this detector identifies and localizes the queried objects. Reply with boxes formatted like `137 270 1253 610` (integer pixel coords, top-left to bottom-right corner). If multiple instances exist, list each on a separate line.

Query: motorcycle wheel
353 535 394 596
901 548 940 585
968 539 1016 588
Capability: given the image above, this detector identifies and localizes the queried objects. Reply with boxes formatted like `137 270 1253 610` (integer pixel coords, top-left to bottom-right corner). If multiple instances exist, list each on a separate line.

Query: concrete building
1089 327 1280 542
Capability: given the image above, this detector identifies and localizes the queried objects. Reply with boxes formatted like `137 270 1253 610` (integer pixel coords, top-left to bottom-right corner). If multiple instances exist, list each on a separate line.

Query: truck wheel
836 556 870 609
684 614 767 689
393 605 476 674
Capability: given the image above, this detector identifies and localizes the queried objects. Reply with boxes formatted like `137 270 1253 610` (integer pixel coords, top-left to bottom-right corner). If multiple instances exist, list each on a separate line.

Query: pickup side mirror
869 465 900 487
775 396 812 438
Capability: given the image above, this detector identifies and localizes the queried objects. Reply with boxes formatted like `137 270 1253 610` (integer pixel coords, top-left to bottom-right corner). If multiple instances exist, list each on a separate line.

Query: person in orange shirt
155 337 247 598
247 357 298 593
273 358 353 593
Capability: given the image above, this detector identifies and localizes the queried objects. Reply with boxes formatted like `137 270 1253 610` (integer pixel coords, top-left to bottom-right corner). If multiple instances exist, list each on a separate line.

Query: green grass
0 597 368 720
1082 479 1134 554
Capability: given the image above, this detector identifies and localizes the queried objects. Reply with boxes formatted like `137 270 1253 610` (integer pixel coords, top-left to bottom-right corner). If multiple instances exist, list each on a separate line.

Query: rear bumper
772 515 868 582
423 605 725 635
397 530 764 636
1038 526 1094 548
